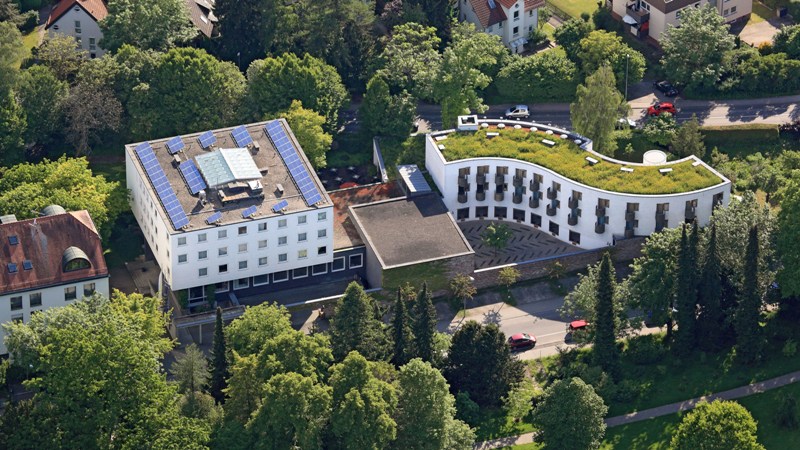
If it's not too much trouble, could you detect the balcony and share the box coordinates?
[547,187,558,200]
[495,173,505,184]
[568,214,578,226]
[458,193,468,203]
[568,197,580,209]
[625,229,634,238]
[685,206,696,221]
[476,174,486,184]
[513,176,524,187]
[596,205,606,217]
[495,191,504,201]
[625,211,636,222]
[530,180,539,192]
[513,193,523,204]
[529,196,539,209]
[546,205,557,216]
[458,177,469,188]
[595,222,606,234]
[476,191,486,201]
[625,3,650,24]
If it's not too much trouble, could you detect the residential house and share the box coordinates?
[45,0,108,58]
[0,208,110,355]
[610,0,752,42]
[459,0,545,53]
[186,0,218,39]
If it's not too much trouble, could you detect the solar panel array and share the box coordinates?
[264,121,323,206]
[272,199,289,213]
[135,142,190,229]
[166,136,185,154]
[232,125,253,147]
[242,205,257,219]
[206,211,222,225]
[179,160,208,195]
[198,131,217,148]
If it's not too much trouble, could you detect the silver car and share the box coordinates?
[505,105,530,119]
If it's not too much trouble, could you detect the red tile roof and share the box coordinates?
[328,183,404,250]
[0,211,108,295]
[497,0,517,9]
[46,0,108,29]
[469,0,508,28]
[524,0,545,11]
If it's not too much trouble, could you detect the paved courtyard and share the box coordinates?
[458,221,583,269]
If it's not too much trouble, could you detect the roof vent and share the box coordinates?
[0,214,17,224]
[41,204,67,216]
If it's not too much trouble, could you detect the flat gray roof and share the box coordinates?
[349,194,474,268]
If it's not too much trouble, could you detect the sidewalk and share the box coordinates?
[475,369,800,449]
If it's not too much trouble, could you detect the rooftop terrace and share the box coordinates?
[436,128,725,195]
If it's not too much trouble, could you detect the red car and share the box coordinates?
[647,102,677,116]
[507,333,537,351]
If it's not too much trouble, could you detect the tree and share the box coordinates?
[672,114,705,158]
[0,21,22,93]
[273,99,332,168]
[642,112,677,147]
[773,24,800,59]
[777,181,800,298]
[330,282,391,361]
[35,34,85,81]
[225,303,293,357]
[391,288,414,366]
[736,226,764,365]
[697,224,724,349]
[246,372,331,450]
[593,253,620,376]
[101,0,197,52]
[246,52,349,132]
[671,400,764,450]
[395,359,475,450]
[209,307,229,403]
[361,75,417,139]
[445,321,524,407]
[629,227,682,338]
[532,377,608,450]
[571,65,627,155]
[449,273,477,316]
[674,223,699,355]
[494,51,579,102]
[0,91,25,166]
[482,222,512,255]
[0,0,19,23]
[328,352,398,449]
[498,266,520,303]
[223,352,263,423]
[577,30,646,92]
[407,0,452,42]
[214,0,271,68]
[503,380,537,423]
[15,65,69,145]
[173,344,209,394]
[411,282,438,362]
[554,17,593,62]
[378,22,441,100]
[660,4,736,92]
[63,81,122,154]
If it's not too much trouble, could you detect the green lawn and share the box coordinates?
[748,1,774,24]
[15,28,39,68]
[547,0,599,18]
[376,134,426,178]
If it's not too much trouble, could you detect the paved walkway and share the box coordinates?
[475,369,800,449]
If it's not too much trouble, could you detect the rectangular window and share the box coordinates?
[84,283,96,297]
[318,229,327,238]
[476,206,489,218]
[89,37,96,50]
[178,254,188,263]
[64,286,77,301]
[457,208,469,220]
[513,208,525,221]
[199,268,208,277]
[234,278,249,290]
[569,230,581,245]
[273,271,289,282]
[549,221,559,236]
[238,243,247,253]
[278,219,287,228]
[318,212,327,221]
[239,260,248,270]
[219,264,228,273]
[11,314,22,324]
[11,296,22,311]
[198,250,207,260]
[731,6,737,13]
[259,256,268,266]
[253,274,269,286]
[258,222,267,232]
[298,232,307,242]
[278,236,288,246]
[298,215,307,224]
[198,233,207,242]
[298,249,308,259]
[513,26,519,36]
[279,253,288,263]
[349,254,364,269]
[219,247,228,256]
[293,267,308,279]
[332,257,345,272]
[215,281,229,292]
[312,263,327,276]
[29,292,42,308]
[238,226,247,235]
[258,239,268,249]
[178,237,187,246]
[494,206,507,219]
[531,213,542,227]
[218,229,227,239]
[318,246,327,255]
[514,11,519,18]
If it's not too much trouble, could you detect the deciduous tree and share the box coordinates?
[378,22,441,99]
[671,400,764,450]
[629,227,682,338]
[101,0,197,52]
[773,24,800,59]
[0,91,25,166]
[482,222,512,255]
[361,75,417,139]
[449,273,477,315]
[494,51,579,102]
[642,112,677,147]
[275,100,332,168]
[571,65,627,155]
[15,65,69,145]
[63,81,122,154]
[225,303,293,357]
[577,30,646,92]
[498,266,520,303]
[554,18,592,62]
[777,181,800,299]
[671,114,705,158]
[532,377,608,450]
[35,34,85,81]
[0,21,22,92]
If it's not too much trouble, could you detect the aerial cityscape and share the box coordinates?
[1,0,800,448]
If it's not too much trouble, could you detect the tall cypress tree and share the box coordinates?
[391,288,414,366]
[209,306,229,403]
[412,282,438,363]
[674,223,698,355]
[697,224,724,350]
[735,226,763,365]
[593,253,619,377]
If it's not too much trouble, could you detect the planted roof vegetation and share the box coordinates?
[439,129,723,195]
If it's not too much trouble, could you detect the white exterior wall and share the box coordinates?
[425,122,731,250]
[615,0,752,41]
[0,277,109,354]
[459,0,538,51]
[717,0,752,23]
[47,6,105,57]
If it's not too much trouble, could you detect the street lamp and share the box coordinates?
[624,53,630,101]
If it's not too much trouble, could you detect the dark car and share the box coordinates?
[653,81,678,97]
[507,333,537,351]
[647,102,677,116]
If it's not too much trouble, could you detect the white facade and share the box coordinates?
[1,277,109,355]
[425,119,731,250]
[613,0,752,42]
[459,0,541,53]
[47,5,105,58]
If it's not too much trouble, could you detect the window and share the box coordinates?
[253,274,269,286]
[29,293,42,308]
[318,212,327,221]
[178,254,188,263]
[215,281,229,292]
[298,249,308,259]
[349,254,364,268]
[84,283,96,297]
[529,9,533,16]
[239,260,248,270]
[278,236,288,246]
[298,215,307,225]
[234,278,249,290]
[273,271,289,282]
[11,314,22,324]
[500,22,503,28]
[318,229,327,238]
[513,10,519,20]
[11,296,22,311]
[298,232,307,242]
[238,243,248,253]
[494,206,507,219]
[549,221,559,236]
[198,250,207,260]
[476,206,489,218]
[457,208,469,220]
[332,257,345,272]
[259,256,268,266]
[219,247,228,256]
[189,286,204,300]
[278,219,287,228]
[569,231,581,245]
[318,246,327,255]
[219,264,228,273]
[198,233,207,242]
[89,37,95,50]
[199,268,208,277]
[731,6,737,13]
[178,237,187,246]
[258,239,268,249]
[65,286,77,301]
[723,8,729,15]
[238,226,247,235]
[293,267,308,279]
[531,213,542,227]
[513,208,525,221]
[279,253,288,263]
[75,20,81,33]
[312,263,327,276]
[258,222,267,232]
[513,26,519,36]
[218,229,227,239]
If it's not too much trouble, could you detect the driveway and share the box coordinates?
[739,18,787,46]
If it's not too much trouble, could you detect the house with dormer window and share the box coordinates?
[45,0,108,58]
[459,0,545,53]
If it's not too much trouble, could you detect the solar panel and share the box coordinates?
[198,131,217,148]
[264,121,324,206]
[166,136,185,154]
[135,142,190,230]
[232,125,253,147]
[179,160,208,195]
[242,205,257,219]
[206,211,222,225]
[272,199,289,213]
[22,260,32,270]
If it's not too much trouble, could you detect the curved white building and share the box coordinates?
[425,117,731,250]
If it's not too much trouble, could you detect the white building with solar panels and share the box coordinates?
[125,119,336,307]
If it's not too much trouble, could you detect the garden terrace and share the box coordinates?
[438,128,724,195]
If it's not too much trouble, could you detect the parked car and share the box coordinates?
[505,105,530,119]
[653,80,679,97]
[647,102,677,116]
[507,333,537,351]
[565,320,588,342]
[616,117,637,129]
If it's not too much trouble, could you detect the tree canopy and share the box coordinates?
[571,65,627,155]
[378,22,441,100]
[494,51,578,102]
[671,400,764,450]
[330,282,391,362]
[100,0,197,52]
[577,30,646,92]
[274,100,332,168]
[533,377,608,450]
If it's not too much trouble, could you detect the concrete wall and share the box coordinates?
[47,5,105,57]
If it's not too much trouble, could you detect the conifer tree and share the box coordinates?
[674,223,698,354]
[210,306,228,403]
[412,282,438,362]
[593,253,619,377]
[697,224,724,349]
[735,226,763,365]
[392,288,414,366]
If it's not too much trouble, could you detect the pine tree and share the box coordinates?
[736,226,764,365]
[697,224,724,350]
[674,223,698,355]
[412,282,438,362]
[330,282,392,361]
[391,288,414,366]
[593,253,619,377]
[209,306,229,403]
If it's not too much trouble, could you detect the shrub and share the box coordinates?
[494,52,578,103]
[613,379,641,403]
[527,27,548,48]
[783,338,798,358]
[775,394,800,429]
[455,392,481,425]
[592,6,620,32]
[625,335,667,365]
[17,11,38,32]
